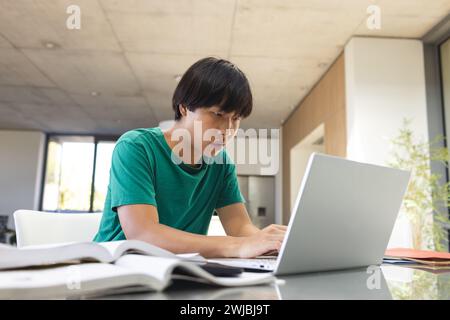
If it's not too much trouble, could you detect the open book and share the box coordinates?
[0,240,204,270]
[0,240,276,298]
[0,254,276,299]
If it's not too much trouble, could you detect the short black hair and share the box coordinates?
[172,57,253,121]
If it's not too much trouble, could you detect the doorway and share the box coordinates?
[289,124,325,212]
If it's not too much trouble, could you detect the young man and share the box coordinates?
[93,57,286,258]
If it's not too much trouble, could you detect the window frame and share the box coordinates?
[38,133,119,213]
[423,14,450,251]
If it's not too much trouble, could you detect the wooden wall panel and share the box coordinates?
[281,54,346,224]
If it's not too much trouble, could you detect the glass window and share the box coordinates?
[93,141,115,212]
[42,136,94,212]
[440,38,450,179]
[42,136,116,212]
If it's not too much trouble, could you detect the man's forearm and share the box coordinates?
[235,223,260,237]
[130,222,241,258]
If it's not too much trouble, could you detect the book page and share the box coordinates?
[98,240,177,261]
[0,242,112,270]
[114,254,276,287]
[114,254,180,284]
[97,240,127,257]
[0,263,163,299]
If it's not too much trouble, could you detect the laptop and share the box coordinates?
[208,153,411,276]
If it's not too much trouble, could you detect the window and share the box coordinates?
[93,141,116,211]
[439,36,450,250]
[440,37,450,180]
[41,135,117,212]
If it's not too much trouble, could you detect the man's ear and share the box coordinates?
[178,104,188,117]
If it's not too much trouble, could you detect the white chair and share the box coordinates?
[13,210,102,248]
[207,215,226,236]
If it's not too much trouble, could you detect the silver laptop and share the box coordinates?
[208,153,411,276]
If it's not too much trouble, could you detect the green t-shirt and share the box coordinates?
[93,127,244,242]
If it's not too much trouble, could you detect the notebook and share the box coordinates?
[383,248,450,267]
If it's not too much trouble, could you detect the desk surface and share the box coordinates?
[92,265,450,300]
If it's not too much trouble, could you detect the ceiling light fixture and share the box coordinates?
[90,91,100,97]
[43,41,58,49]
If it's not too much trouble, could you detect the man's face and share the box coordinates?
[182,105,241,157]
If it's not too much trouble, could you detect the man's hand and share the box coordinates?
[235,224,287,258]
[118,204,287,259]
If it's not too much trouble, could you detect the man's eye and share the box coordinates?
[214,112,223,117]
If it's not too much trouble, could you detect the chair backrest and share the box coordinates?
[13,210,102,248]
[207,215,226,236]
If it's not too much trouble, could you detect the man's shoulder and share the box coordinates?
[116,127,162,147]
[112,128,162,168]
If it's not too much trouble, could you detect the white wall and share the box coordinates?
[274,129,282,225]
[225,134,282,225]
[345,37,429,248]
[226,135,280,176]
[0,130,45,229]
[345,37,429,166]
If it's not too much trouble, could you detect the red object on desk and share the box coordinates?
[385,248,450,260]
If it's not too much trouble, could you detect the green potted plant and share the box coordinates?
[388,119,450,251]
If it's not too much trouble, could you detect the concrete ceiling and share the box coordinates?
[0,0,449,135]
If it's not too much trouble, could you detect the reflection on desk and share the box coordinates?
[382,265,450,300]
[276,266,391,300]
[88,280,281,300]
[88,265,450,300]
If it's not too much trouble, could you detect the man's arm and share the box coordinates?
[216,203,261,236]
[118,204,285,258]
[216,202,287,253]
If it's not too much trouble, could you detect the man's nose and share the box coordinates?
[218,117,232,131]
[224,119,235,134]
[227,117,233,130]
